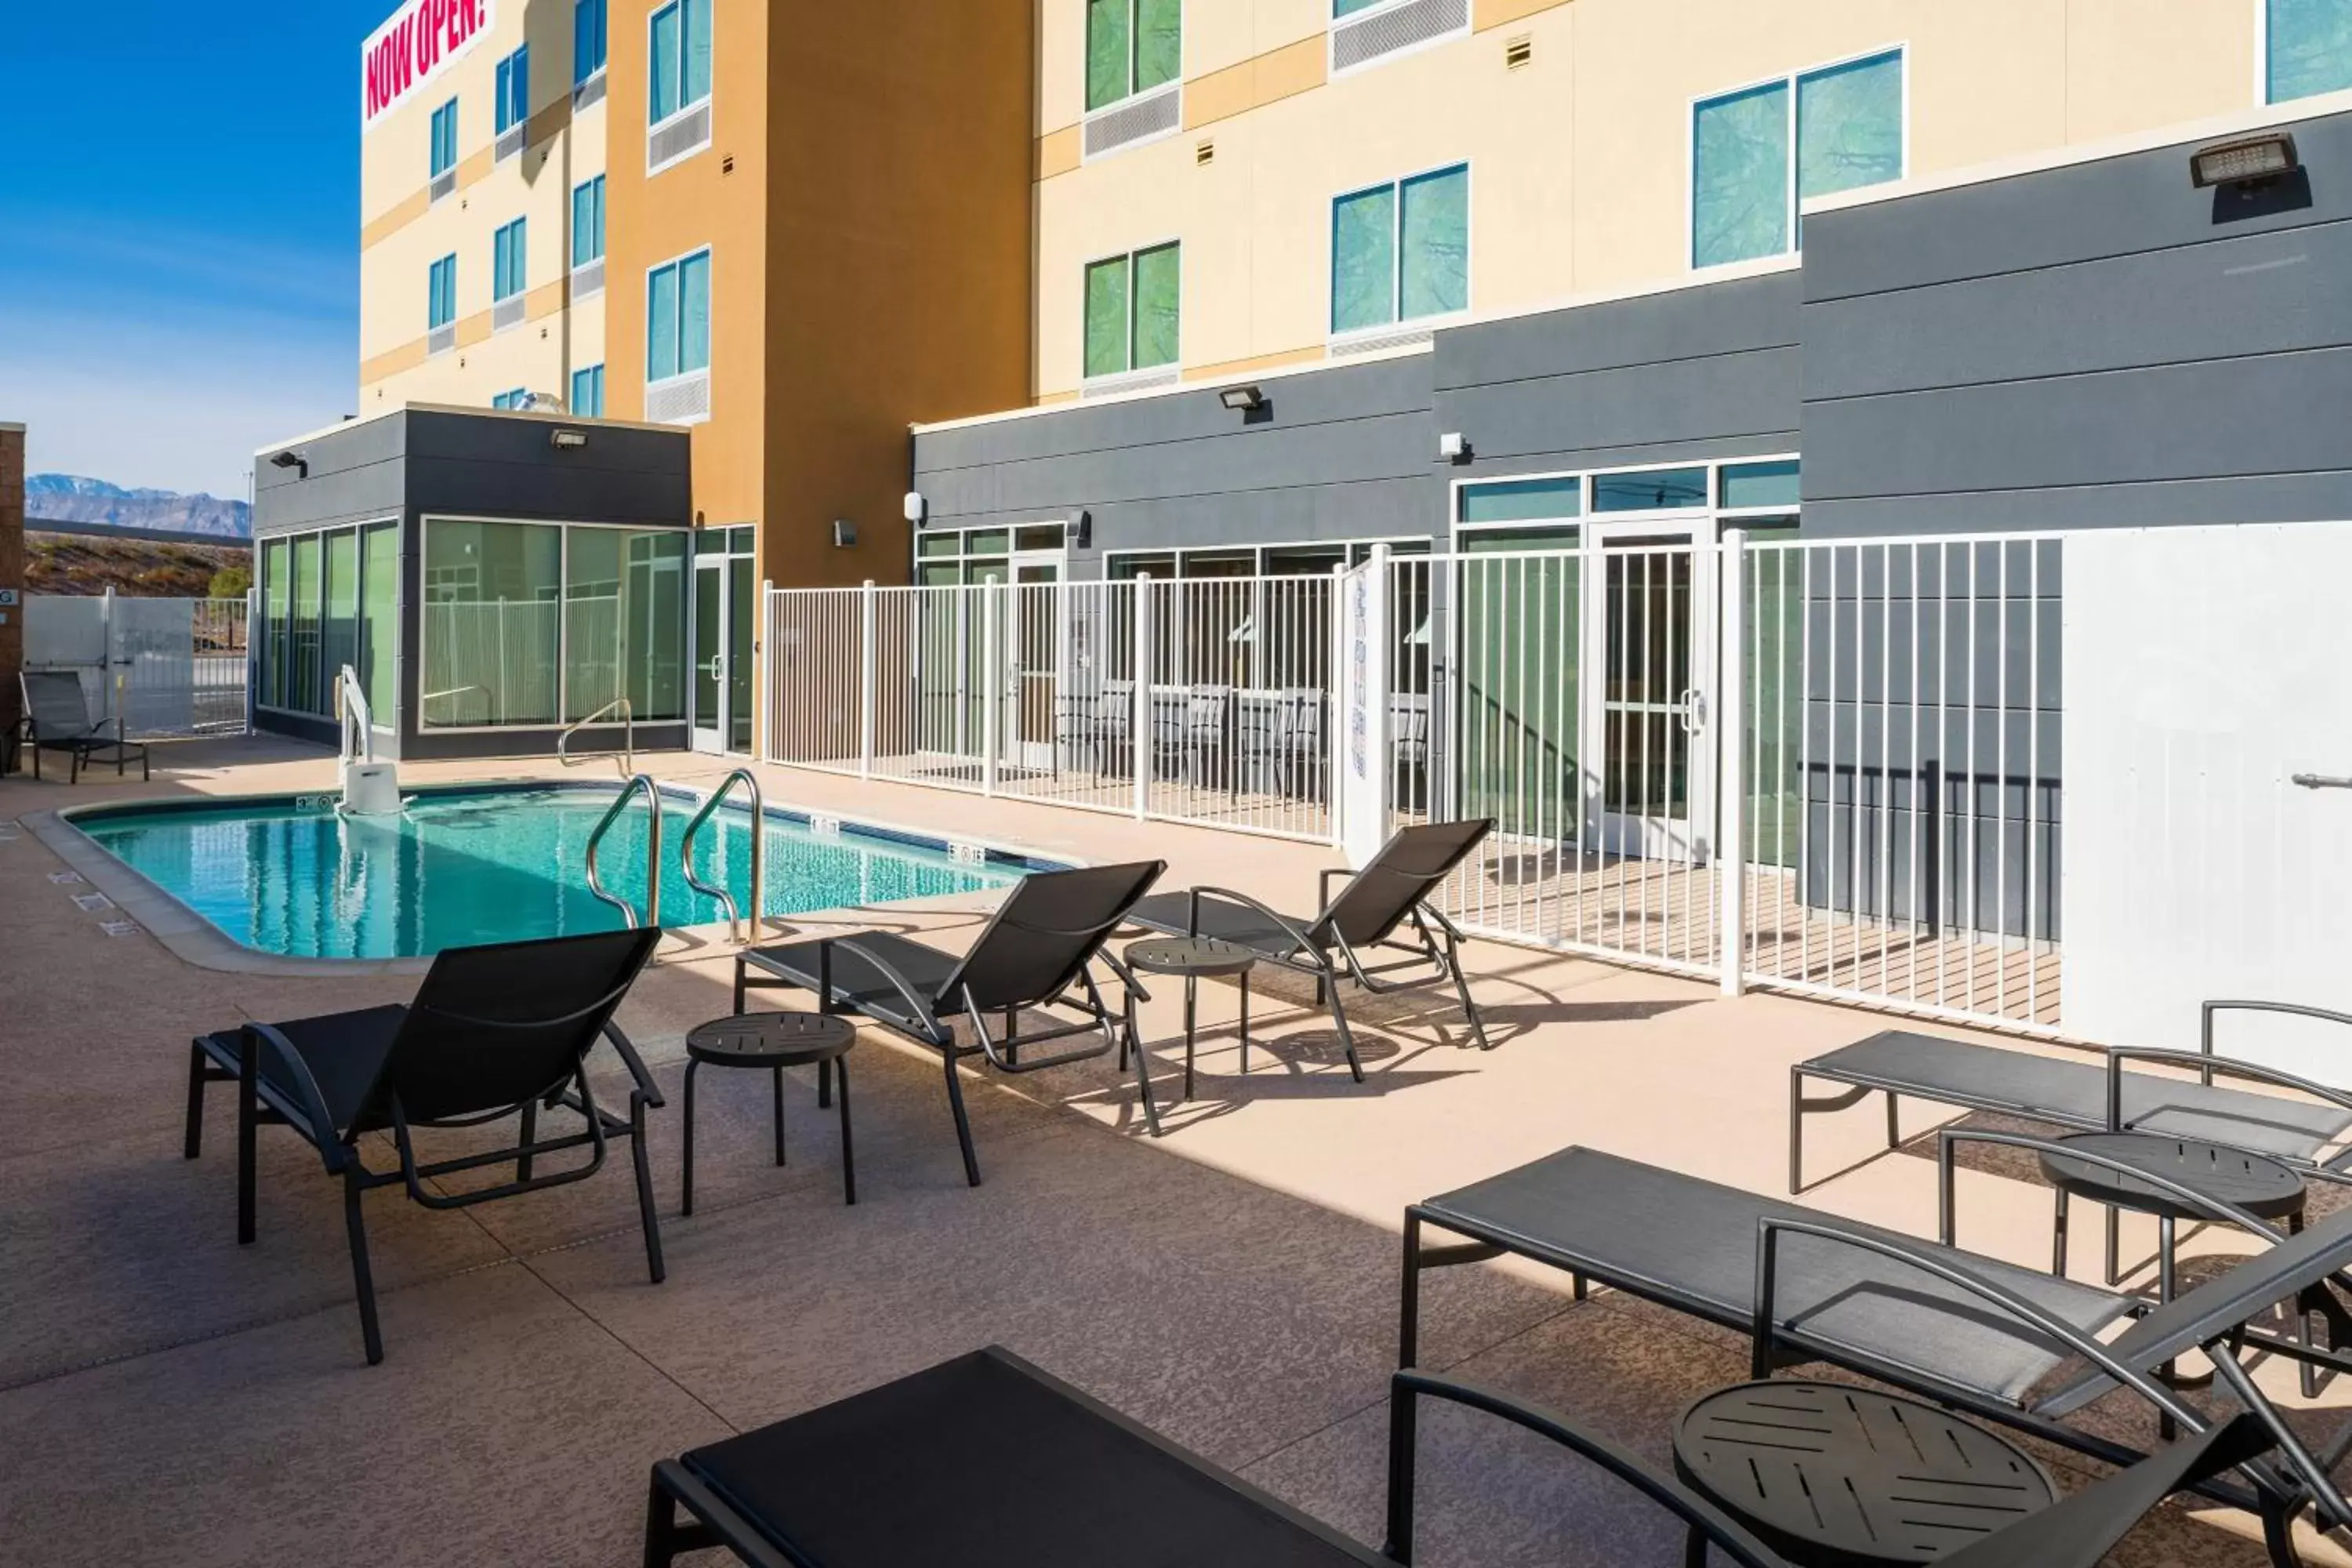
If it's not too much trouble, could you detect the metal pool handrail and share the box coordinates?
[678,769,765,945]
[335,665,374,767]
[560,696,634,776]
[586,774,662,930]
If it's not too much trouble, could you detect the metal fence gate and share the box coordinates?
[23,591,252,738]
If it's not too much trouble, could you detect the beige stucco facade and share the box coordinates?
[1032,0,2266,400]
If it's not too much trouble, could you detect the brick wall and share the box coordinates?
[0,424,22,746]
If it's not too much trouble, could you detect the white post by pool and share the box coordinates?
[858,579,877,779]
[1718,528,1748,997]
[1131,573,1152,820]
[981,583,1000,797]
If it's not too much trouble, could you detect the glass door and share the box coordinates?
[688,527,759,755]
[1581,521,1717,860]
[1004,555,1062,772]
[690,558,725,753]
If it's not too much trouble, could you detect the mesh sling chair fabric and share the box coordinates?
[1127,818,1495,1080]
[17,670,149,782]
[1403,1145,2352,1562]
[641,1345,2276,1568]
[735,862,1166,1187]
[183,927,665,1364]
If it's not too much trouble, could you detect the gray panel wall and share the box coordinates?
[1801,106,2352,536]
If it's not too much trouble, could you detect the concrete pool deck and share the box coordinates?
[2,735,2346,1565]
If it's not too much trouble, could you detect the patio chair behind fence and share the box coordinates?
[764,521,2352,1048]
[21,593,252,739]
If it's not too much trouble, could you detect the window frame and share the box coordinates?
[2259,0,2352,102]
[1083,0,1184,114]
[495,44,531,136]
[492,216,529,305]
[428,97,459,181]
[574,0,608,87]
[1327,159,1473,344]
[254,517,402,724]
[644,244,714,387]
[1446,452,1804,553]
[492,388,530,410]
[572,175,607,267]
[1686,43,1907,274]
[426,252,459,334]
[1080,238,1182,386]
[648,0,713,130]
[571,364,607,418]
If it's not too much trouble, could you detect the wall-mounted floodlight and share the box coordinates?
[902,490,926,523]
[832,519,858,549]
[1074,510,1093,550]
[1218,385,1265,412]
[1439,431,1470,461]
[549,429,589,450]
[267,450,307,477]
[2190,132,2299,190]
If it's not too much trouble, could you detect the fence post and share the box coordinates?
[244,586,259,735]
[1132,573,1152,820]
[981,583,1000,797]
[1718,528,1748,997]
[858,579,877,778]
[1329,561,1347,849]
[757,579,775,763]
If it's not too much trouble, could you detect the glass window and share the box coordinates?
[1332,164,1467,333]
[1692,79,1789,267]
[575,0,608,83]
[493,218,528,302]
[495,45,529,135]
[290,533,321,714]
[421,519,563,728]
[361,523,397,719]
[429,99,458,179]
[1592,467,1710,512]
[428,254,457,331]
[1083,242,1180,379]
[492,389,529,410]
[2270,0,2352,100]
[1263,544,1347,575]
[1086,0,1180,111]
[695,529,731,555]
[1108,552,1175,580]
[1797,52,1903,209]
[261,538,290,708]
[572,176,606,267]
[1015,524,1067,551]
[650,0,711,122]
[917,531,962,558]
[322,530,361,698]
[1720,459,1800,510]
[646,249,711,380]
[571,364,605,417]
[1460,474,1582,524]
[967,529,1011,556]
[1463,524,1579,554]
[564,528,687,721]
[1333,0,1385,13]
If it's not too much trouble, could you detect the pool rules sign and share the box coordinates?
[1338,550,1390,869]
[363,0,495,130]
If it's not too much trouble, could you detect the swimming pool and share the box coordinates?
[68,784,1039,961]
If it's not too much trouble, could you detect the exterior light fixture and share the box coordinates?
[549,429,589,450]
[902,491,926,523]
[267,450,307,475]
[832,519,858,548]
[1218,385,1265,412]
[1074,510,1093,550]
[2190,132,2299,190]
[1439,431,1470,461]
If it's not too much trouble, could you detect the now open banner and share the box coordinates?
[362,0,496,130]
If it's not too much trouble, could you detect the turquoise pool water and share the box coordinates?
[74,785,1029,960]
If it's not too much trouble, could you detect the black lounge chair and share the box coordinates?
[183,927,665,1364]
[17,670,149,782]
[1127,818,1494,1080]
[1791,1009,2352,1194]
[1403,1144,2352,1563]
[643,1344,2275,1568]
[734,861,1166,1187]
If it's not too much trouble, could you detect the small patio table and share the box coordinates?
[681,1011,858,1212]
[1124,935,1257,1099]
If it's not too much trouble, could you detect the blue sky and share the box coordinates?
[0,2,390,499]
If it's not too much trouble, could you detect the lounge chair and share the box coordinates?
[733,861,1166,1187]
[17,670,149,782]
[1403,1143,2352,1562]
[1127,818,1494,1080]
[642,1344,2274,1568]
[1790,1007,2352,1194]
[183,927,665,1364]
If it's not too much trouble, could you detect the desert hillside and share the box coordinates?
[25,529,252,597]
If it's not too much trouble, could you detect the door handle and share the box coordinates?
[1679,688,1708,735]
[2292,773,2352,789]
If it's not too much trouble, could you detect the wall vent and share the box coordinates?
[1196,139,1214,166]
[1505,34,1533,68]
[1082,81,1181,161]
[427,325,457,358]
[1080,366,1181,400]
[429,169,456,204]
[494,123,527,164]
[572,71,606,111]
[569,259,604,300]
[1330,0,1469,75]
[647,101,713,174]
[645,368,712,426]
[1329,325,1435,358]
[492,295,527,332]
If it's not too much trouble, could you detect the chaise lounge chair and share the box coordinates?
[1126,818,1495,1082]
[641,1344,2275,1568]
[1790,1006,2352,1194]
[1403,1143,2352,1563]
[17,670,150,782]
[733,861,1166,1187]
[183,927,665,1364]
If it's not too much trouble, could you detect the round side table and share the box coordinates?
[1675,1381,2056,1566]
[2037,1131,2307,1296]
[683,1011,858,1213]
[1123,936,1258,1101]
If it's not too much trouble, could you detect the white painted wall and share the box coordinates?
[2063,521,2352,1075]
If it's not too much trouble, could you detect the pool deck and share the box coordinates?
[2,735,2347,1566]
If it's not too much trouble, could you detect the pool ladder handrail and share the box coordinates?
[679,768,766,946]
[560,697,633,777]
[586,774,662,930]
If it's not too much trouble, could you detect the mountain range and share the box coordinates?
[25,474,252,539]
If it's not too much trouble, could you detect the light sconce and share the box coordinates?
[1439,432,1471,462]
[549,429,589,451]
[1218,385,1265,412]
[2190,132,2299,191]
[267,450,307,477]
[832,519,858,549]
